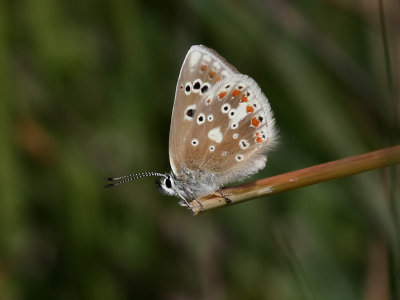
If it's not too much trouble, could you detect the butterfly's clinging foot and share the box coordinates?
[179,198,200,212]
[194,199,203,211]
[218,191,232,205]
[178,199,191,208]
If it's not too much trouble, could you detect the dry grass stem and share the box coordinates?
[190,145,400,215]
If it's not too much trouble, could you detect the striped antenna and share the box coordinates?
[105,172,166,188]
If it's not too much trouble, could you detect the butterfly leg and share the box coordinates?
[218,191,232,204]
[194,199,203,211]
[178,198,191,208]
[178,198,204,212]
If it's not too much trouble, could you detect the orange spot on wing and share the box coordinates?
[252,118,260,127]
[241,94,248,102]
[246,105,254,113]
[215,77,221,82]
[206,98,211,104]
[209,70,216,78]
[232,89,241,96]
[219,91,227,99]
[200,65,207,71]
[256,137,263,143]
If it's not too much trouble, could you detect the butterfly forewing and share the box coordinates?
[168,45,238,176]
[169,45,277,186]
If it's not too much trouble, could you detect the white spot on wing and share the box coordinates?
[192,79,202,93]
[235,154,244,161]
[200,83,210,95]
[239,139,250,149]
[197,113,205,125]
[228,108,237,119]
[221,103,231,113]
[203,55,211,62]
[229,102,248,124]
[189,51,201,68]
[208,127,223,143]
[184,82,192,95]
[213,61,221,69]
[184,104,196,121]
[191,139,199,146]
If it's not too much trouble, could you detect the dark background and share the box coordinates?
[0,0,399,299]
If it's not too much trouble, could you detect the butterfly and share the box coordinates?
[106,45,277,211]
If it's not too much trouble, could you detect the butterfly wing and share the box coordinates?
[168,45,238,176]
[169,45,277,187]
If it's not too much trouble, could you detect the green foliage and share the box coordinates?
[0,0,398,299]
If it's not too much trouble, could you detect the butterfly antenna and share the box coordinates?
[105,172,166,188]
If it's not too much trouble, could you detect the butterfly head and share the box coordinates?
[155,173,178,196]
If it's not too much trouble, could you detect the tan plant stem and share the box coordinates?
[190,145,400,215]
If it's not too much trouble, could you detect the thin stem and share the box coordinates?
[378,0,394,99]
[378,0,400,297]
[190,145,400,215]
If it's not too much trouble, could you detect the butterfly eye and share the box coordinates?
[165,177,172,189]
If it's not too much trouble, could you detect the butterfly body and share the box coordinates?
[106,45,277,211]
[156,168,218,206]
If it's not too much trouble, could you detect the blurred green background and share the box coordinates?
[0,0,399,299]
